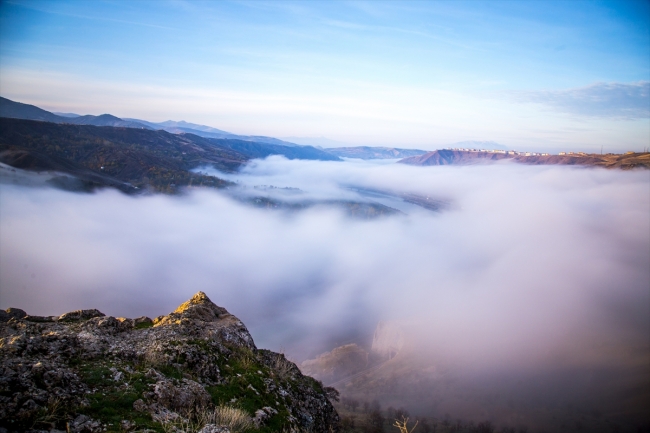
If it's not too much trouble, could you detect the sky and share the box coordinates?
[0,0,649,151]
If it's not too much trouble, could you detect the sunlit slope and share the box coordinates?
[400,149,650,169]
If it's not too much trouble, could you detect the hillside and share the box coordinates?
[325,146,427,160]
[0,292,341,433]
[208,138,341,162]
[303,321,649,433]
[1,97,338,161]
[399,149,650,169]
[0,118,246,193]
[0,97,152,129]
[64,114,151,129]
[126,119,306,148]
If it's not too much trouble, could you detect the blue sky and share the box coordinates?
[1,0,648,152]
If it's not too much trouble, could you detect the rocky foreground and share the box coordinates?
[0,292,340,433]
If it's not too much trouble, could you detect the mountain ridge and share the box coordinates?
[0,117,246,193]
[325,146,427,160]
[0,97,339,162]
[399,149,650,169]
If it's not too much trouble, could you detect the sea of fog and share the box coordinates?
[1,157,649,421]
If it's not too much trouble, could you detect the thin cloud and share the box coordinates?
[514,81,650,119]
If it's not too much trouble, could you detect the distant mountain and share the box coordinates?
[124,118,234,136]
[282,136,352,148]
[399,149,506,166]
[156,126,239,139]
[1,97,151,129]
[1,97,337,161]
[0,97,64,123]
[244,135,302,147]
[451,140,509,151]
[65,114,152,129]
[207,138,341,161]
[154,120,231,134]
[52,112,81,118]
[326,146,427,160]
[399,149,650,169]
[126,118,304,147]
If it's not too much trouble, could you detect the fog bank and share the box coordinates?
[1,159,648,379]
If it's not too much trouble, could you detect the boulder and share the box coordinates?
[149,376,212,413]
[58,309,105,322]
[5,308,27,319]
[253,406,279,427]
[67,415,102,433]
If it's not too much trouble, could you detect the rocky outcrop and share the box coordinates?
[0,292,340,432]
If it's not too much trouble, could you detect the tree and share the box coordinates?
[393,416,418,433]
[364,409,385,433]
[395,407,410,421]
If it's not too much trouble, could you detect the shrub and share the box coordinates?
[212,405,254,432]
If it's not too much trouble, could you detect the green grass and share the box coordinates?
[77,361,162,432]
[134,321,153,330]
[203,347,297,432]
[83,389,161,432]
[62,341,323,433]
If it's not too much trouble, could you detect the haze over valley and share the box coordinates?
[2,151,649,431]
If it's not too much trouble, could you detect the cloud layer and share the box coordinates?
[1,159,648,377]
[516,81,650,119]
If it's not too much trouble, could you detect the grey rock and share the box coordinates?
[154,292,228,325]
[150,377,211,412]
[24,315,55,322]
[134,316,153,326]
[133,399,148,412]
[68,414,102,433]
[253,406,279,427]
[58,309,105,322]
[120,419,136,431]
[5,308,27,319]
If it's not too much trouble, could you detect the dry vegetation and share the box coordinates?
[158,405,253,433]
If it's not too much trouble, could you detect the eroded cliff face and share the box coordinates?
[0,292,340,433]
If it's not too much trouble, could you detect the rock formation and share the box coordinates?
[0,292,340,433]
